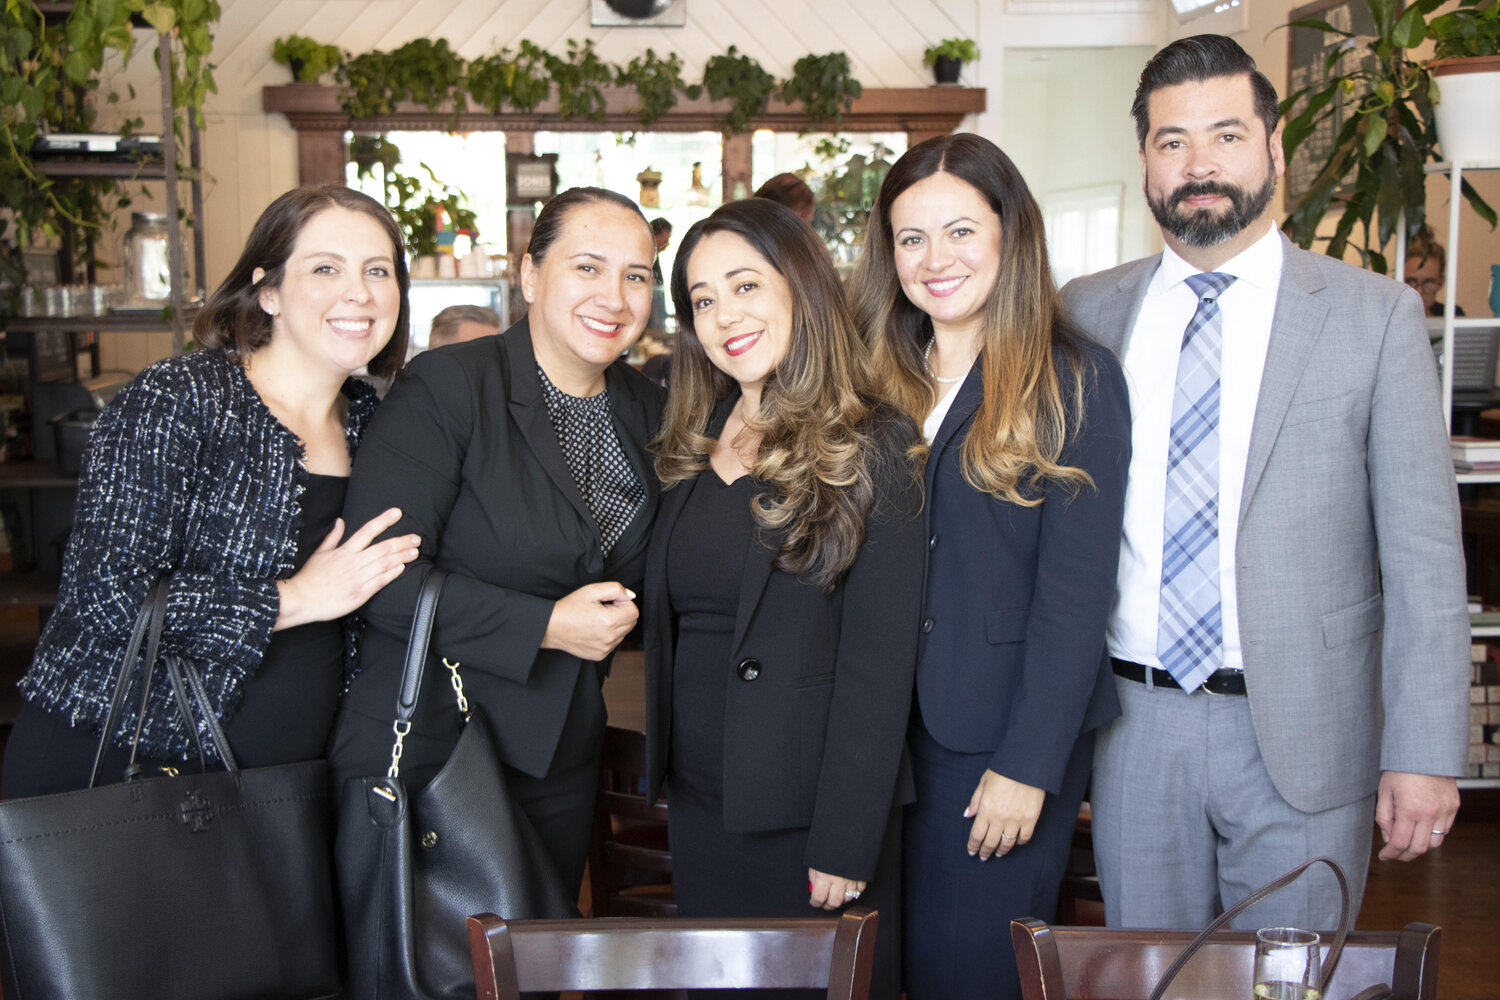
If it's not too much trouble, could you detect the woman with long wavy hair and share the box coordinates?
[849,133,1131,999]
[644,198,924,999]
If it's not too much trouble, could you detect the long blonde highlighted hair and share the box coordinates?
[849,133,1095,505]
[653,199,918,589]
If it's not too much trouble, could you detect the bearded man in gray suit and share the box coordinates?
[1061,34,1469,930]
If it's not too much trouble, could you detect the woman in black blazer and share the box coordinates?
[329,187,662,896]
[646,200,924,1000]
[849,135,1131,998]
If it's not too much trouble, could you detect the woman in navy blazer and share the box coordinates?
[850,134,1131,998]
[645,200,924,999]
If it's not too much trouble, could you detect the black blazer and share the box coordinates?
[917,338,1130,795]
[644,396,925,880]
[340,321,663,778]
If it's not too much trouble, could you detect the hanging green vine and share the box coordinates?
[467,40,551,114]
[544,39,613,122]
[615,48,688,126]
[779,52,861,127]
[693,46,778,132]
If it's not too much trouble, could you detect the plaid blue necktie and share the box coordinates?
[1158,271,1236,691]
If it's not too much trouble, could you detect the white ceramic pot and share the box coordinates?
[1431,55,1500,165]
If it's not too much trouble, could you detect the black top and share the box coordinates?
[666,472,757,801]
[222,473,348,764]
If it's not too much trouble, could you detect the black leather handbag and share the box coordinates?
[335,568,576,1000]
[0,576,340,1000]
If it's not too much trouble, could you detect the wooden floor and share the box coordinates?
[1356,792,1499,999]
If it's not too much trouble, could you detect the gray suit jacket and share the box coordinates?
[1062,233,1470,814]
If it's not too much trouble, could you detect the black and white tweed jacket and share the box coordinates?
[17,348,379,759]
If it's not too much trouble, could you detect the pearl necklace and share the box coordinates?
[923,337,967,385]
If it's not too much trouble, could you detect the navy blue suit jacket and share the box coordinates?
[916,337,1131,795]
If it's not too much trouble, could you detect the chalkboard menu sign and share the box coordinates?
[1284,0,1380,207]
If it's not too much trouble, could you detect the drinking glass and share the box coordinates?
[1254,927,1320,1000]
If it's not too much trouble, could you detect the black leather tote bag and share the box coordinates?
[0,576,340,1000]
[335,568,576,1000]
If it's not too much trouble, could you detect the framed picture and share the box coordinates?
[1283,0,1380,208]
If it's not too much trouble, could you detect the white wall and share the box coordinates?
[93,0,1497,368]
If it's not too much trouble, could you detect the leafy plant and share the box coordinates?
[693,45,777,133]
[338,38,467,119]
[1280,0,1496,273]
[0,0,218,304]
[1429,0,1500,59]
[779,51,862,126]
[348,134,477,257]
[467,41,550,113]
[543,39,613,121]
[272,34,342,83]
[616,48,688,126]
[923,38,980,66]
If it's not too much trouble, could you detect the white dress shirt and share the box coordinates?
[1108,222,1284,672]
[923,378,963,443]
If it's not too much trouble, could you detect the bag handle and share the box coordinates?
[383,568,451,780]
[1148,856,1352,1000]
[88,575,240,788]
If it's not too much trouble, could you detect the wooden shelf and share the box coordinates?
[33,158,169,180]
[0,575,59,608]
[263,83,986,136]
[6,305,199,334]
[0,462,76,489]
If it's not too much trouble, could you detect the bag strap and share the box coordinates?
[1148,856,1351,1000]
[89,575,243,788]
[384,568,450,780]
[89,575,170,788]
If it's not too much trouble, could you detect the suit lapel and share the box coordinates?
[1238,238,1329,528]
[503,321,601,536]
[925,360,985,498]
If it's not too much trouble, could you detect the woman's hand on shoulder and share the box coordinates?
[964,769,1045,860]
[808,868,868,910]
[540,581,639,661]
[275,507,420,630]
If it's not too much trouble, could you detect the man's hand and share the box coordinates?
[1375,771,1459,861]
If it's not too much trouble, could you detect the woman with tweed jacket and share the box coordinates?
[3,186,421,798]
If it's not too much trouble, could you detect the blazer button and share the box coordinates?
[929,535,938,550]
[922,618,934,633]
[737,658,761,681]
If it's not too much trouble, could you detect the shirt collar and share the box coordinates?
[1152,221,1284,294]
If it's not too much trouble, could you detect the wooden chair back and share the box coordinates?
[1011,919,1440,1000]
[468,908,879,999]
[586,725,676,917]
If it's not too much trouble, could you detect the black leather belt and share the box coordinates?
[1110,657,1247,695]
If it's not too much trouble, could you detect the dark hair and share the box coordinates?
[656,198,913,588]
[849,132,1094,505]
[752,172,815,220]
[194,185,410,379]
[527,187,650,265]
[1131,34,1280,148]
[650,217,672,238]
[1407,225,1448,271]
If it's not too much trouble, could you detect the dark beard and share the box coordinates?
[1148,169,1277,247]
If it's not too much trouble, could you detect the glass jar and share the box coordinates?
[123,212,172,305]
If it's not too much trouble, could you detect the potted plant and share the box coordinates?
[1280,0,1496,274]
[467,41,551,114]
[691,46,777,133]
[923,38,979,85]
[543,39,614,122]
[779,52,863,126]
[272,35,342,83]
[616,48,689,126]
[338,38,467,120]
[1426,0,1500,164]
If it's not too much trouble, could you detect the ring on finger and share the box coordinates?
[844,889,860,900]
[1431,829,1448,836]
[1000,833,1015,841]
